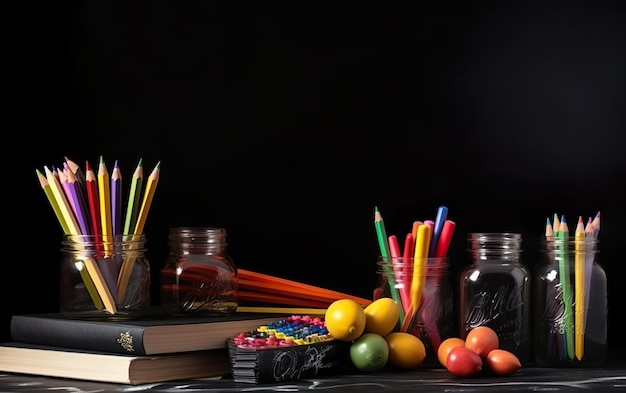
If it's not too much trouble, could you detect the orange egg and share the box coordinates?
[465,326,499,358]
[485,349,521,375]
[437,337,465,367]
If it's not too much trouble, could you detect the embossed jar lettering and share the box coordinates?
[533,236,607,367]
[459,233,530,364]
[160,227,238,316]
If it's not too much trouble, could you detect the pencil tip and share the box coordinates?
[560,214,566,223]
[138,158,143,166]
[99,155,104,163]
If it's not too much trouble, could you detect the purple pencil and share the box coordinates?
[65,163,91,235]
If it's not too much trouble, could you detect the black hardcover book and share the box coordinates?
[10,307,284,356]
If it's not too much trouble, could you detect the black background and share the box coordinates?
[4,1,625,352]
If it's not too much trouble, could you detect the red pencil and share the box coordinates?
[85,161,103,254]
[434,220,456,258]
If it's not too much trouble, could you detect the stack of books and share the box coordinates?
[0,307,287,385]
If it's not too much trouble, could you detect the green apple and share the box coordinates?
[349,332,389,372]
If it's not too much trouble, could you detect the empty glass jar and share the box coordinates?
[161,227,238,316]
[459,233,531,364]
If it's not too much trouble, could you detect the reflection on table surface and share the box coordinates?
[1,360,626,393]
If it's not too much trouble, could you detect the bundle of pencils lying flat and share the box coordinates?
[236,268,372,312]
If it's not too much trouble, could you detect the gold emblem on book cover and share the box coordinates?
[117,331,134,352]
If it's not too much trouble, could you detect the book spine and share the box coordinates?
[10,316,148,355]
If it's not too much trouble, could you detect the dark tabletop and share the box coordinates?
[1,357,625,393]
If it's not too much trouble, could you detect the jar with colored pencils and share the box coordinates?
[59,234,151,320]
[533,235,607,367]
[374,256,455,366]
[161,227,238,316]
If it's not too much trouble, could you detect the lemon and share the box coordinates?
[363,297,400,337]
[325,299,366,342]
[385,331,426,370]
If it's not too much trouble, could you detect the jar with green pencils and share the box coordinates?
[533,234,607,367]
[161,227,238,316]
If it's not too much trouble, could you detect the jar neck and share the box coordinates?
[168,227,228,253]
[467,233,523,262]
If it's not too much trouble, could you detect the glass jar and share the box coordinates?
[533,236,607,367]
[459,233,530,364]
[375,256,455,366]
[161,227,238,316]
[60,234,151,320]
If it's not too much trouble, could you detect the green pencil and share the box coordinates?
[558,215,575,360]
[374,206,404,322]
[123,159,144,236]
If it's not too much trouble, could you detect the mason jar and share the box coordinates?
[533,236,607,367]
[60,234,151,320]
[459,233,530,364]
[161,227,238,316]
[375,256,455,366]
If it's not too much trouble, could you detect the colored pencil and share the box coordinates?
[118,161,161,300]
[545,216,554,238]
[433,220,456,259]
[65,163,91,236]
[64,156,86,187]
[133,161,161,235]
[583,216,595,334]
[552,213,560,235]
[36,169,70,234]
[428,206,448,257]
[85,161,103,255]
[574,215,585,360]
[388,234,409,314]
[401,233,414,315]
[411,223,431,310]
[43,166,104,311]
[558,216,574,360]
[373,206,403,320]
[57,167,77,216]
[111,160,123,237]
[238,268,371,306]
[97,156,114,251]
[591,211,600,238]
[123,159,143,236]
[44,166,80,235]
[411,221,422,245]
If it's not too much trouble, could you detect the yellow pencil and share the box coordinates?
[36,169,70,234]
[118,161,161,300]
[43,166,105,311]
[574,216,585,360]
[44,166,80,235]
[97,156,114,254]
[411,224,431,310]
[133,161,161,235]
